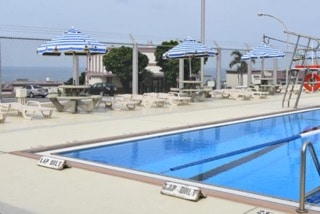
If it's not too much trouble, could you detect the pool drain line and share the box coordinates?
[170,127,320,172]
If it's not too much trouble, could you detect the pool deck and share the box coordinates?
[1,92,320,214]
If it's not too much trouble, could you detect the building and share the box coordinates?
[86,54,113,84]
[225,69,287,88]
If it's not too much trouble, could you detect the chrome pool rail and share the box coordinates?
[297,141,320,213]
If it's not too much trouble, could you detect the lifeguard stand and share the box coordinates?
[282,31,320,108]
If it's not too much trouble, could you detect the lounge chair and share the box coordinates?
[210,89,252,100]
[3,101,54,120]
[142,93,166,108]
[113,97,138,110]
[0,103,11,123]
[131,94,143,105]
[165,92,191,106]
[247,86,268,99]
[101,95,138,110]
[210,89,229,98]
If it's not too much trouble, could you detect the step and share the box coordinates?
[306,189,320,204]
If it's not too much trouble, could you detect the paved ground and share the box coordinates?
[1,92,320,214]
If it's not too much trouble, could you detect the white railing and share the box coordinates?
[297,141,320,213]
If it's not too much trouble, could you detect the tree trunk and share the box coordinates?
[121,79,131,93]
[240,71,243,86]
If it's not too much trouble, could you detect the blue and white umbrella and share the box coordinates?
[241,42,285,80]
[162,38,217,59]
[241,42,285,61]
[37,27,107,85]
[162,37,217,78]
[305,51,320,59]
[295,50,320,60]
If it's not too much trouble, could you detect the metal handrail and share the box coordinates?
[297,141,320,213]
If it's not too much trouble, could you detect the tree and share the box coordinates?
[155,40,179,90]
[139,69,153,93]
[229,50,255,86]
[103,46,149,93]
[155,40,209,91]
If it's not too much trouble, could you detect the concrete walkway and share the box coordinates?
[1,93,320,214]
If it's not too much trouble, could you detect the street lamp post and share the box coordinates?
[257,12,289,85]
[129,34,138,94]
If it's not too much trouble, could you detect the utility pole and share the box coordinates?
[200,0,205,87]
[244,43,252,87]
[129,34,138,94]
[0,39,2,103]
[214,41,221,89]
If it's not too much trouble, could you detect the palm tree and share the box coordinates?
[229,50,255,86]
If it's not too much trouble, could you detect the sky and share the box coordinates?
[0,0,320,73]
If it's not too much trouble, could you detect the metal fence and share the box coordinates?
[0,25,289,89]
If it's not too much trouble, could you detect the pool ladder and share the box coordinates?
[282,31,320,108]
[297,141,320,213]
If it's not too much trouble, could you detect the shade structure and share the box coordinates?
[295,50,320,60]
[162,38,217,59]
[37,27,107,85]
[303,51,320,67]
[241,42,285,61]
[305,51,320,59]
[162,38,217,83]
[241,42,285,81]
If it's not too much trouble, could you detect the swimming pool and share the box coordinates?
[43,109,320,206]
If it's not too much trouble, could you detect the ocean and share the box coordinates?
[0,65,224,85]
[0,66,86,83]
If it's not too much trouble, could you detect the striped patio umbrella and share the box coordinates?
[162,38,217,59]
[302,51,320,68]
[241,42,285,60]
[305,51,320,59]
[162,38,217,78]
[292,50,320,69]
[37,27,107,85]
[241,42,285,80]
[295,50,320,60]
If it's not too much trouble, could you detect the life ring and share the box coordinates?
[304,73,320,91]
[295,65,320,69]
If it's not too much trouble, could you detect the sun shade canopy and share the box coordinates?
[162,38,217,59]
[241,42,285,60]
[37,27,107,56]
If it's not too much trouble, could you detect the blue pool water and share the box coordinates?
[58,109,320,202]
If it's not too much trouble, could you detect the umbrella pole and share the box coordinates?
[179,59,184,89]
[189,57,192,79]
[73,54,79,85]
[273,58,277,85]
[261,59,265,78]
[247,60,252,87]
[200,57,204,87]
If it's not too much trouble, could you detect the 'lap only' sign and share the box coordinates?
[38,156,66,170]
[161,181,206,201]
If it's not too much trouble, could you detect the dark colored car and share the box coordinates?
[22,85,48,98]
[88,82,117,96]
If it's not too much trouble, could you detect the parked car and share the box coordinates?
[22,85,48,98]
[88,82,117,96]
